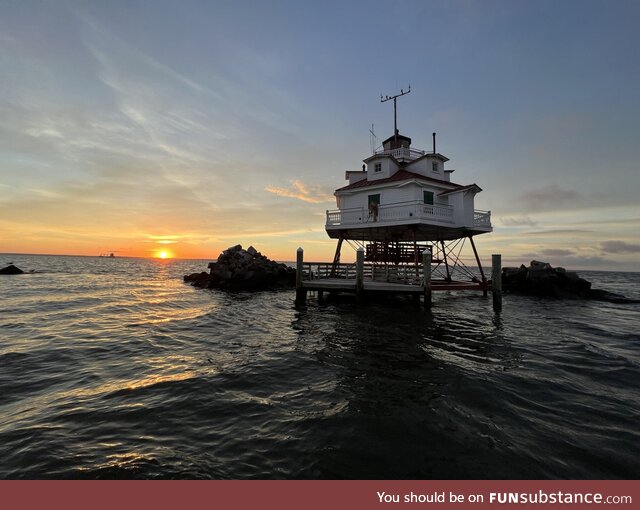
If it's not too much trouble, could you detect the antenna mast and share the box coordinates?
[381,85,411,146]
[369,124,376,155]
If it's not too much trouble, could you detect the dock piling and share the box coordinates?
[356,247,364,301]
[492,254,502,312]
[422,247,432,308]
[295,247,306,306]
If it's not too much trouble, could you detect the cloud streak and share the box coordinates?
[600,240,640,254]
[499,215,537,227]
[517,184,584,212]
[265,180,334,204]
[540,248,575,257]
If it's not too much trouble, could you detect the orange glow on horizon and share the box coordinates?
[0,233,342,263]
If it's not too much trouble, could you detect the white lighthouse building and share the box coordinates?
[326,131,492,241]
[324,91,492,283]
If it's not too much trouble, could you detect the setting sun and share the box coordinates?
[158,250,172,259]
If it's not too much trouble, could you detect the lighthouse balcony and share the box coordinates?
[375,146,426,162]
[325,201,492,240]
[473,209,492,228]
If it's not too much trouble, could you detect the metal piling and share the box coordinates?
[492,253,502,312]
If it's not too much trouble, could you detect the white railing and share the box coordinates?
[378,201,454,222]
[302,262,424,285]
[326,200,454,227]
[303,262,359,280]
[326,206,366,226]
[374,147,426,161]
[474,209,491,227]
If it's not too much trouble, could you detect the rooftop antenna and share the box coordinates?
[381,85,411,146]
[369,123,377,155]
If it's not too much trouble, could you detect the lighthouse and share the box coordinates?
[325,90,492,286]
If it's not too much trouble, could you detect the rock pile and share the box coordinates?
[0,264,24,275]
[502,260,590,297]
[184,244,295,291]
[502,260,635,302]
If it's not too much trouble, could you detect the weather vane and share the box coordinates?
[381,85,411,141]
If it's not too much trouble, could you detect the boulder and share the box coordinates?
[529,260,552,270]
[0,264,24,275]
[184,245,295,291]
[183,271,210,287]
[501,260,593,298]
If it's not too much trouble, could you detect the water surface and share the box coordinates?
[1,255,638,478]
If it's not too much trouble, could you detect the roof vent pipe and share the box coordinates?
[432,132,436,154]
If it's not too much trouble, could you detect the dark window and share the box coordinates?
[432,161,438,172]
[374,162,382,173]
[423,191,434,205]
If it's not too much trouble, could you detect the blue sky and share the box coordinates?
[0,0,638,268]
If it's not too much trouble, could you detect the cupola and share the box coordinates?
[382,131,412,151]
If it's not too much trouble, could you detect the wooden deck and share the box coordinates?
[302,278,486,294]
[294,250,502,311]
[303,278,423,294]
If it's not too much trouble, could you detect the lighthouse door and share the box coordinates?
[368,194,380,222]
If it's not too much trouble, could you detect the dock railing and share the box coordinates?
[302,262,424,285]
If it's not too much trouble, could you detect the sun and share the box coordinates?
[158,250,172,259]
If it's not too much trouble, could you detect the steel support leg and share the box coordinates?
[440,240,452,282]
[331,235,343,277]
[469,236,488,296]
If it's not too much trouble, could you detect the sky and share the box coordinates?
[0,0,639,270]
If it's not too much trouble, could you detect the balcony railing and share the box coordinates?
[326,200,455,226]
[474,210,491,227]
[326,201,492,230]
[374,147,426,161]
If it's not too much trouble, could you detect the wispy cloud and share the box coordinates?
[216,227,325,239]
[540,248,575,257]
[85,38,223,167]
[265,180,334,204]
[600,240,640,254]
[517,184,584,212]
[143,235,181,245]
[146,234,184,241]
[499,215,537,227]
[523,229,592,236]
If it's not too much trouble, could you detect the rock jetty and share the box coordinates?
[0,264,24,275]
[184,244,295,291]
[502,260,635,302]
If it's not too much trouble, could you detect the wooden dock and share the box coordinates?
[303,278,425,294]
[295,247,502,310]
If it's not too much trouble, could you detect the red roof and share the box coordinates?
[335,169,464,193]
[438,183,483,195]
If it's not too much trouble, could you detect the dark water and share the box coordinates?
[1,254,639,479]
